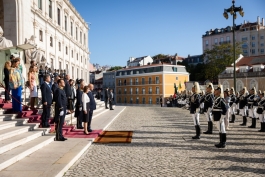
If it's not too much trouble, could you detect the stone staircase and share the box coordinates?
[0,87,126,177]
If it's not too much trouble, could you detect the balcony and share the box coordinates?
[117,81,160,86]
[219,71,265,78]
[148,91,152,94]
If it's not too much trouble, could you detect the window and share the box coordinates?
[130,97,133,104]
[76,27,78,40]
[66,46,68,55]
[136,97,139,104]
[149,87,152,94]
[252,49,255,54]
[124,97,127,103]
[39,30,43,41]
[80,31,82,44]
[236,80,243,91]
[155,77,159,84]
[252,36,255,40]
[135,78,139,85]
[136,88,139,94]
[214,38,218,45]
[49,0,52,18]
[65,16,67,31]
[142,78,145,85]
[142,88,145,94]
[261,43,264,47]
[252,42,255,47]
[222,81,229,91]
[220,37,224,43]
[243,49,248,54]
[71,22,73,36]
[72,67,74,78]
[176,77,178,80]
[261,36,264,40]
[50,58,54,69]
[38,0,42,10]
[142,97,146,104]
[50,37,53,47]
[76,68,79,78]
[57,8,60,25]
[148,77,152,84]
[250,79,258,90]
[71,50,73,57]
[77,53,78,60]
[130,88,133,94]
[58,42,61,51]
[261,49,264,53]
[66,64,68,74]
[59,61,62,70]
[156,87,159,94]
[84,34,86,46]
[81,56,82,63]
[226,36,230,42]
[205,40,208,46]
[124,88,127,94]
[130,78,132,85]
[81,70,83,79]
[149,97,152,104]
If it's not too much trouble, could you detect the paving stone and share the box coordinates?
[65,107,265,177]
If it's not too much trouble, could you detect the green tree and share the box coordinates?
[203,42,242,81]
[108,66,123,71]
[152,54,168,59]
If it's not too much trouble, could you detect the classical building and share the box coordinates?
[202,16,265,57]
[218,55,265,92]
[0,0,90,82]
[127,56,153,67]
[115,64,189,105]
[184,54,204,65]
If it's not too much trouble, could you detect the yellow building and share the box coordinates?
[115,64,189,105]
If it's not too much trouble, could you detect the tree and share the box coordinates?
[152,54,168,59]
[108,66,123,71]
[203,42,242,81]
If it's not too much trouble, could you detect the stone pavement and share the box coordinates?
[64,107,265,177]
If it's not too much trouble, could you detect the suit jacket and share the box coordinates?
[64,79,71,98]
[41,82,53,105]
[54,88,67,110]
[104,89,109,100]
[88,91,96,110]
[108,92,114,101]
[74,89,83,117]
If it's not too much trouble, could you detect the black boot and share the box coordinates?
[230,114,235,123]
[258,122,263,132]
[192,125,200,139]
[203,121,213,134]
[215,133,222,147]
[219,133,227,148]
[240,116,247,126]
[262,123,265,132]
[248,118,256,128]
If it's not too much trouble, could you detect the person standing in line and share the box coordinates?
[68,79,75,113]
[104,87,109,109]
[82,86,90,135]
[239,87,248,126]
[40,74,52,128]
[199,91,205,114]
[109,89,114,110]
[87,84,96,132]
[159,96,163,107]
[189,82,201,139]
[257,91,265,132]
[202,83,215,134]
[224,90,231,130]
[28,65,38,109]
[54,79,67,141]
[38,65,44,86]
[229,87,236,123]
[64,74,71,114]
[75,79,84,129]
[9,58,24,113]
[247,87,258,128]
[212,85,227,148]
[3,61,11,103]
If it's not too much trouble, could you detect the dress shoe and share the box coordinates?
[88,129,93,132]
[106,107,109,109]
[42,125,50,128]
[110,109,114,110]
[83,131,89,135]
[55,138,65,141]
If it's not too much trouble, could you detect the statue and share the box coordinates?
[0,26,13,49]
[25,35,47,66]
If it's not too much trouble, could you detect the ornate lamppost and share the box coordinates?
[223,0,244,92]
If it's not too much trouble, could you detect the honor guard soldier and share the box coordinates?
[199,91,205,114]
[239,87,248,126]
[247,87,258,128]
[189,82,201,139]
[229,87,236,123]
[202,83,215,134]
[54,79,68,141]
[257,91,265,132]
[212,85,227,148]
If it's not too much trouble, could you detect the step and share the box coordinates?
[0,126,32,141]
[0,138,91,177]
[0,135,54,171]
[0,131,45,154]
[0,114,16,122]
[0,122,17,131]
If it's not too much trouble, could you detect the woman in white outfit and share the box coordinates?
[82,86,90,135]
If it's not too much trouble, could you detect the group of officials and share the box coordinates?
[40,72,97,141]
[180,82,265,148]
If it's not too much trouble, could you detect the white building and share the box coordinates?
[127,56,153,67]
[0,0,90,83]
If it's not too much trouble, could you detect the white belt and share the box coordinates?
[212,109,222,111]
[258,106,264,108]
[248,102,253,104]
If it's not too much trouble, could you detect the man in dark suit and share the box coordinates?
[40,74,53,128]
[74,79,84,129]
[104,88,109,109]
[109,89,114,110]
[64,74,71,113]
[87,84,96,132]
[54,79,68,141]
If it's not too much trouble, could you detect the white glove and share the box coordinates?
[59,111,64,116]
[254,98,257,101]
[79,107,82,111]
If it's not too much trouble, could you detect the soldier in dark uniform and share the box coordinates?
[54,79,68,141]
[75,79,84,129]
[247,87,259,128]
[239,87,248,126]
[229,87,236,123]
[38,65,44,86]
[202,83,215,134]
[212,85,227,148]
[199,91,205,114]
[257,91,265,132]
[189,82,201,139]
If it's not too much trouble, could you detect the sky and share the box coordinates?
[70,0,265,67]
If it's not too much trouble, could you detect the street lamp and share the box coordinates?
[223,0,244,92]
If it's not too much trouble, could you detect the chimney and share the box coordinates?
[244,20,246,24]
[262,18,264,26]
[257,16,260,24]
